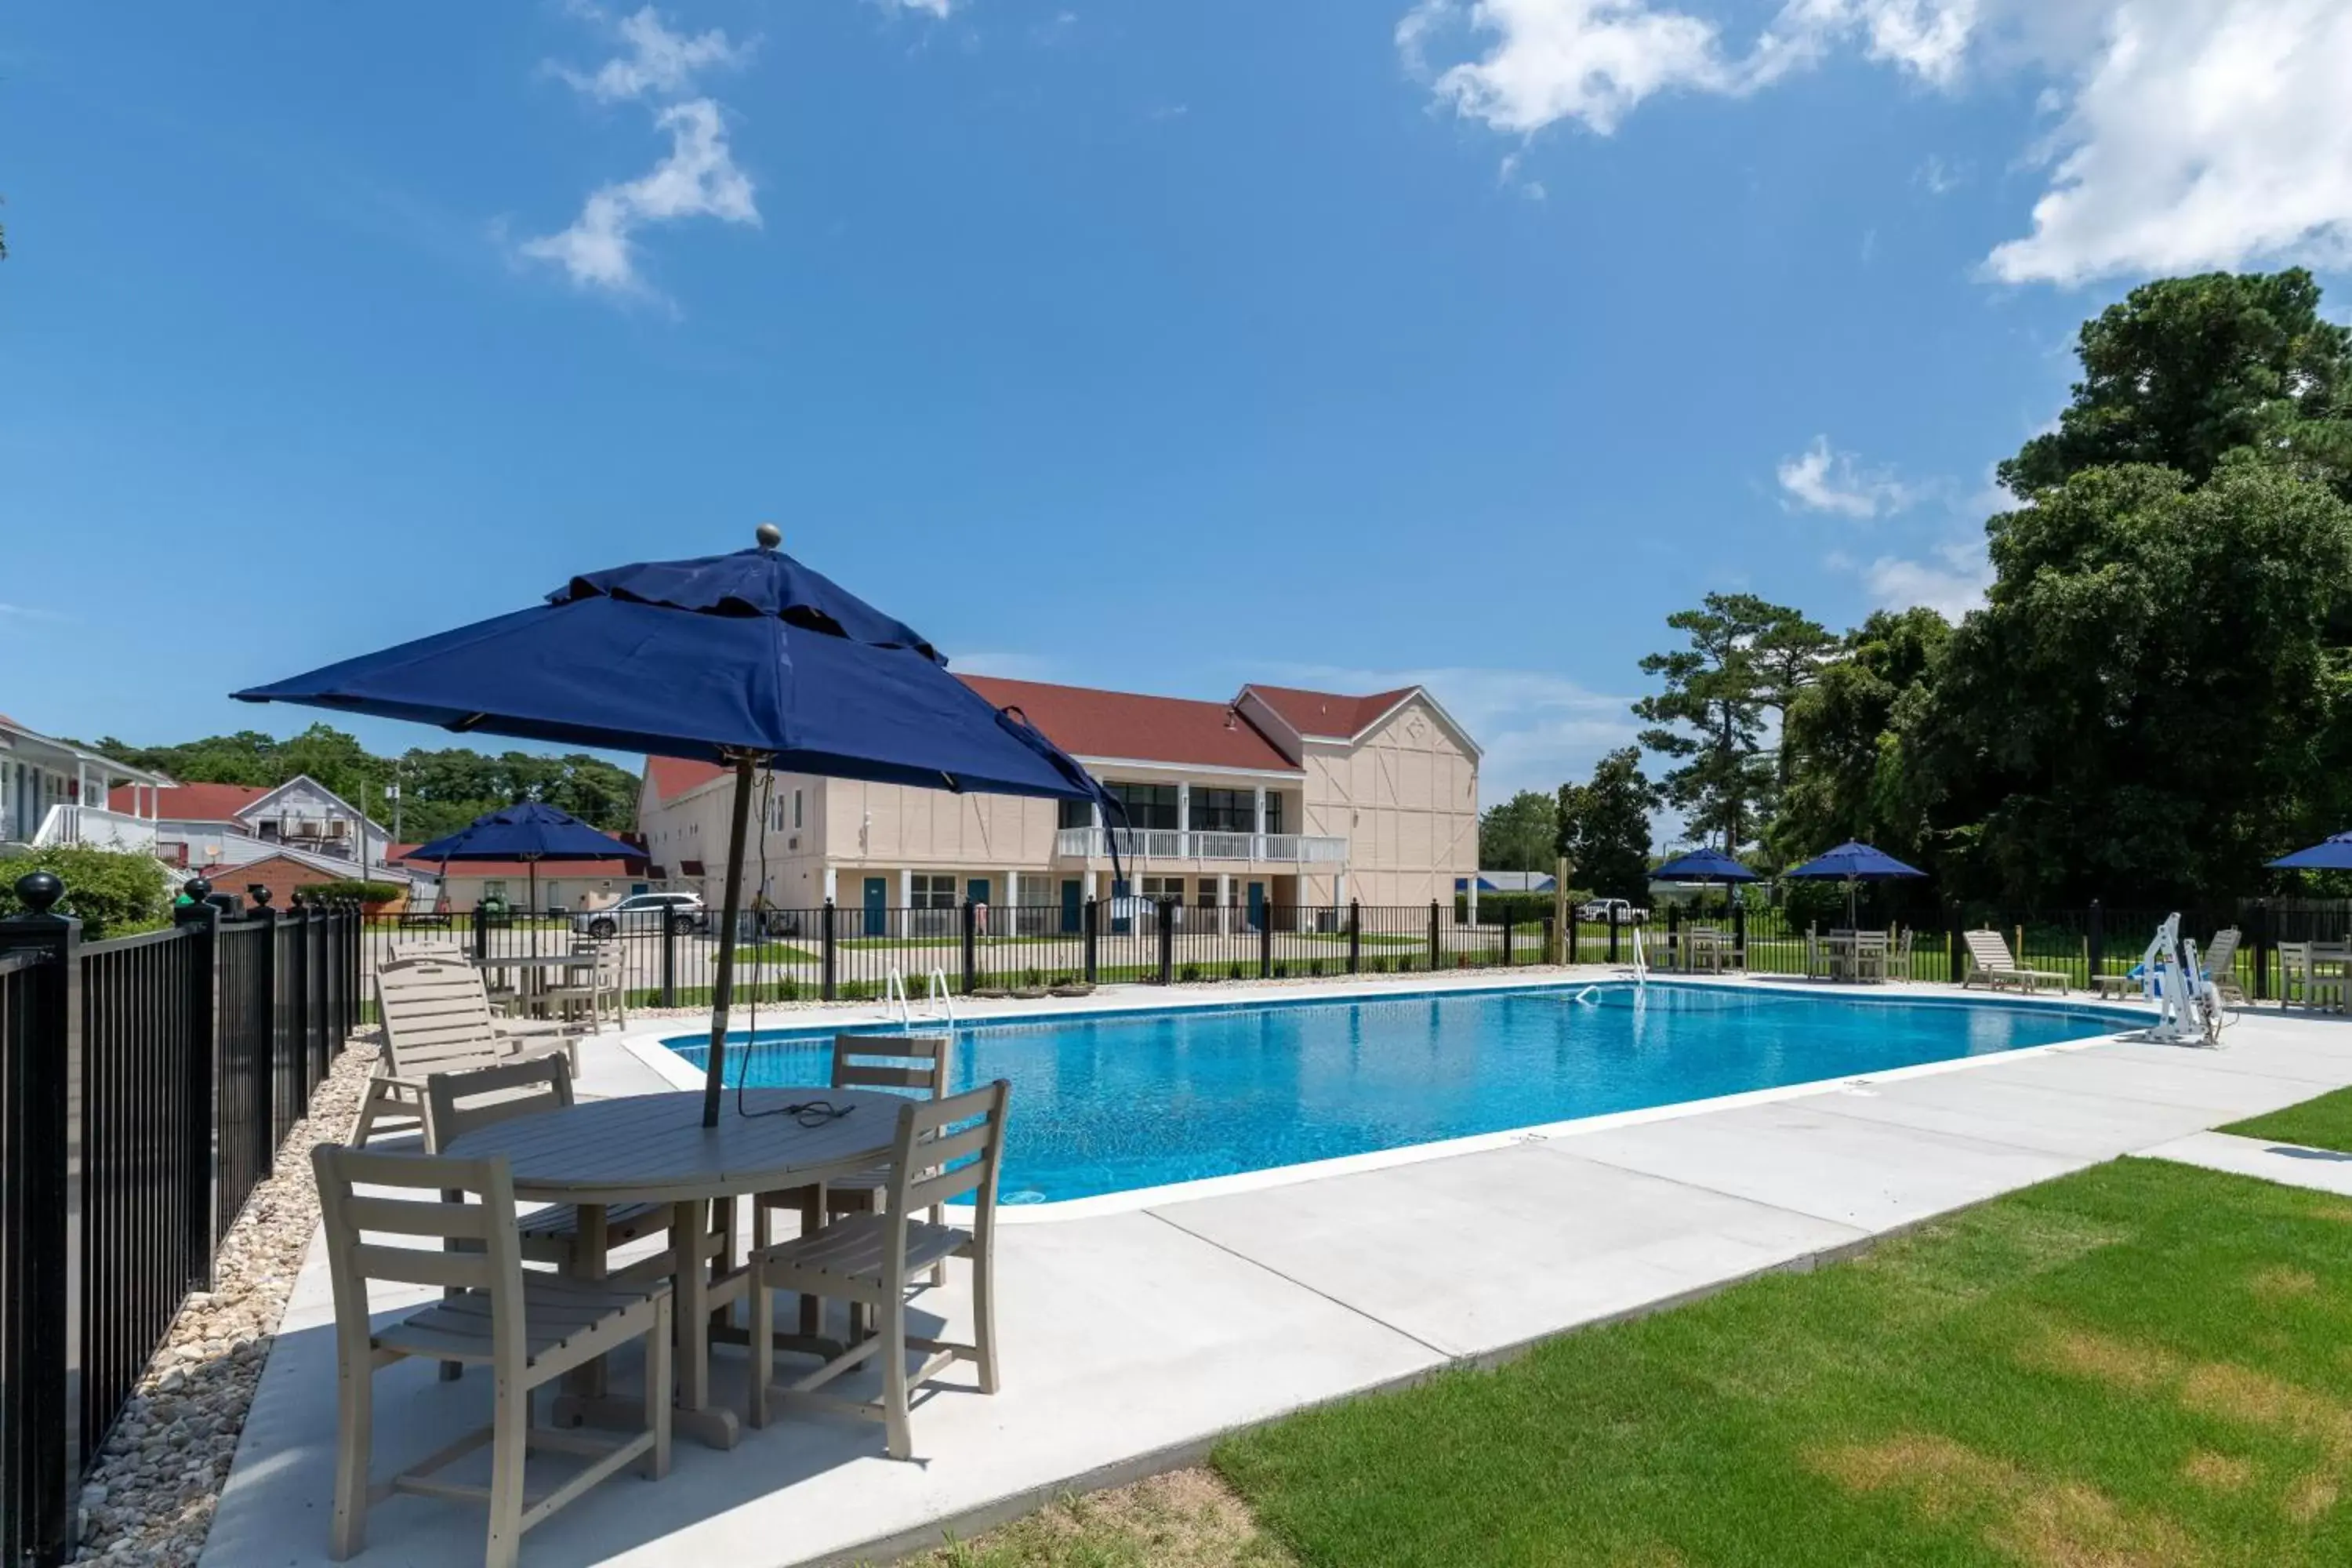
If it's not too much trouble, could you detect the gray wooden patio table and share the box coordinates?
[441,1087,898,1450]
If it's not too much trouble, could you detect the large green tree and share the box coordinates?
[1559,747,1657,904]
[1773,608,1950,865]
[1906,457,2352,903]
[1478,789,1559,874]
[1999,269,2352,503]
[1634,593,1806,852]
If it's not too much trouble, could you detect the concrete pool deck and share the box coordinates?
[202,971,2352,1568]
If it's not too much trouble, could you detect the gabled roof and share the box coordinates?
[958,675,1299,773]
[238,774,389,837]
[111,781,272,822]
[1243,684,1421,741]
[647,755,730,801]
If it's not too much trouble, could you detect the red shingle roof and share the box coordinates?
[647,756,730,800]
[110,781,273,821]
[1246,684,1417,740]
[958,675,1299,772]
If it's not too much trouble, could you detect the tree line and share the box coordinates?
[1480,268,2352,911]
[86,724,641,847]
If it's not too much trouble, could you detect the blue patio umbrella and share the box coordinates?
[234,525,1116,1127]
[1784,840,1926,927]
[2268,833,2352,871]
[1653,847,1759,918]
[407,802,641,949]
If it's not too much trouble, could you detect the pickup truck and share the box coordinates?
[1575,898,1646,925]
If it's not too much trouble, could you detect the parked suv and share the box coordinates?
[574,891,706,939]
[1575,898,1646,925]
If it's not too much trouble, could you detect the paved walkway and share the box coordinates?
[202,982,2352,1568]
[2138,1127,2352,1196]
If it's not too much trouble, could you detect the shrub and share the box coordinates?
[1179,963,1202,983]
[0,844,172,940]
[309,878,404,906]
[1307,959,1326,978]
[1272,962,1289,979]
[1022,966,1044,987]
[1227,962,1244,981]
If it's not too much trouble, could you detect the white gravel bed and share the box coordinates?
[74,1035,374,1565]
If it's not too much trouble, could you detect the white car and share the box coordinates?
[574,891,706,939]
[1576,898,1646,925]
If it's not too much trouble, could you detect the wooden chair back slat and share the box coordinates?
[425,1054,574,1153]
[311,1144,525,1299]
[886,1080,1007,1218]
[833,1033,953,1097]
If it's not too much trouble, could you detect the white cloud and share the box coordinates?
[872,0,957,16]
[549,5,751,103]
[521,100,757,298]
[521,6,760,304]
[1986,0,2352,285]
[1395,0,1975,139]
[1855,538,1993,619]
[1777,436,1920,519]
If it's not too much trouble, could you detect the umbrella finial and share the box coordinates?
[755,521,782,552]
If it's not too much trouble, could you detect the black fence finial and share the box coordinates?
[12,869,64,917]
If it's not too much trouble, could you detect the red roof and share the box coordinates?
[1246,684,1417,740]
[958,675,1299,772]
[648,755,729,800]
[110,781,273,821]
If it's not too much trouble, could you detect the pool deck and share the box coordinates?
[203,971,2352,1568]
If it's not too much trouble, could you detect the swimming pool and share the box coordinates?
[662,982,2146,1204]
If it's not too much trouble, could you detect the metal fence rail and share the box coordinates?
[2,876,358,1568]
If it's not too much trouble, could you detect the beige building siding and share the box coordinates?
[1294,695,1479,907]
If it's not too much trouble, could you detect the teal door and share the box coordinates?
[966,877,991,906]
[1060,878,1082,934]
[1247,880,1266,931]
[862,877,887,937]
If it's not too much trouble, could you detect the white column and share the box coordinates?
[822,865,838,903]
[1005,869,1020,913]
[1468,878,1479,924]
[1176,782,1191,858]
[1252,785,1267,858]
[1218,873,1231,935]
[1336,870,1348,907]
[898,867,913,908]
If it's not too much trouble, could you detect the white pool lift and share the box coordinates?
[2139,913,2223,1047]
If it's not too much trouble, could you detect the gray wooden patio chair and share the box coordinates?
[742,1079,1010,1460]
[310,1143,670,1568]
[1962,930,2067,993]
[353,961,572,1148]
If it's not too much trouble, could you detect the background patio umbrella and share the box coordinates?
[406,801,641,953]
[1783,840,1926,927]
[2268,833,2352,870]
[1652,847,1758,917]
[234,524,1116,1127]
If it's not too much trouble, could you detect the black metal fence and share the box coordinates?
[1,874,359,1568]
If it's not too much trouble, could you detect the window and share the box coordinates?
[1140,876,1185,903]
[1057,797,1094,830]
[1184,788,1281,834]
[483,880,509,902]
[909,873,960,910]
[1105,782,1178,830]
[1197,878,1221,906]
[793,788,803,830]
[1265,794,1284,835]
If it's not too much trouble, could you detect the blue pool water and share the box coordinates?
[664,982,2145,1204]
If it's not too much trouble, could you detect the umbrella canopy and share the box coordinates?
[234,527,1115,1127]
[1653,848,1759,883]
[2269,833,2352,871]
[407,801,639,866]
[1784,840,1926,929]
[1784,841,1926,880]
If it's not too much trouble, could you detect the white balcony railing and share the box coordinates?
[1053,826,1348,865]
[31,804,160,853]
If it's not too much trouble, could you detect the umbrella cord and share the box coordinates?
[736,769,777,1120]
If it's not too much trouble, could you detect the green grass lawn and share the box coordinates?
[1198,1158,2352,1566]
[733,941,820,963]
[2223,1086,2352,1155]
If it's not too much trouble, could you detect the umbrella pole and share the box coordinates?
[702,754,759,1128]
[528,858,539,957]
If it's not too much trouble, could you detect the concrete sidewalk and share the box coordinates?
[202,991,2352,1568]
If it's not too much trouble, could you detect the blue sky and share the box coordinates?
[6,0,2348,800]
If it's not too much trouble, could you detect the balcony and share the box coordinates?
[1053,826,1348,865]
[31,804,159,854]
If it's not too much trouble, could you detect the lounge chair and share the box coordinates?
[352,960,574,1146]
[1962,931,2067,994]
[2199,927,2244,1005]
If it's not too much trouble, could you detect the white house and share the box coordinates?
[0,710,172,854]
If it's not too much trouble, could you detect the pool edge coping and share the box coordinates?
[614,971,2163,1222]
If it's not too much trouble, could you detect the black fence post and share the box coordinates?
[2086,899,2103,989]
[659,905,679,1007]
[1156,898,1175,985]
[245,890,278,1174]
[820,898,837,1002]
[1348,901,1363,974]
[1947,902,1965,984]
[960,898,978,995]
[1428,900,1441,971]
[1503,913,1516,967]
[1084,898,1100,985]
[1732,900,1747,970]
[1259,903,1273,980]
[1608,903,1621,964]
[176,880,224,1283]
[0,870,85,1568]
[2252,897,2271,1002]
[471,899,488,964]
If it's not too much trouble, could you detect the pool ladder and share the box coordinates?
[884,965,958,1031]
